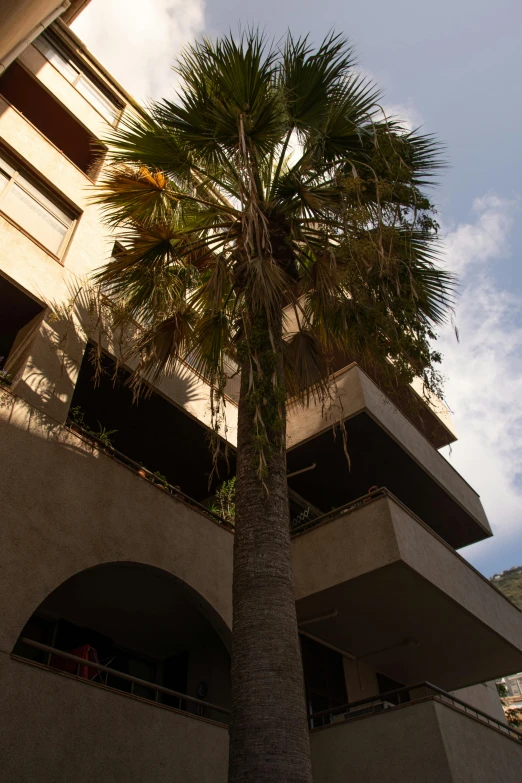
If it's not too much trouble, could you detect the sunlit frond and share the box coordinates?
[90,28,455,420]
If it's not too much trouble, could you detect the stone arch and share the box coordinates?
[13,560,231,717]
[1,414,233,653]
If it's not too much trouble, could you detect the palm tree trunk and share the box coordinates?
[228,314,313,783]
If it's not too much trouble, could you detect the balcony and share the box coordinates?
[310,684,522,783]
[286,363,490,549]
[1,650,228,782]
[292,490,522,691]
[0,390,233,658]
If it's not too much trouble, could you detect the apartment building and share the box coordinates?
[1,3,522,781]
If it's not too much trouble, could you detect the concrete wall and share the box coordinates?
[310,698,522,783]
[343,657,379,702]
[292,496,400,600]
[292,494,522,689]
[435,699,522,783]
[0,0,63,61]
[0,85,238,436]
[311,699,453,783]
[0,394,233,654]
[0,654,228,783]
[452,681,506,723]
[388,498,522,659]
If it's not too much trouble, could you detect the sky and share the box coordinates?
[72,0,522,578]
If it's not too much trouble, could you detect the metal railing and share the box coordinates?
[17,638,230,724]
[309,681,522,742]
[66,420,234,531]
[291,487,387,536]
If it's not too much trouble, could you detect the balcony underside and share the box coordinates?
[287,364,491,549]
[292,495,522,691]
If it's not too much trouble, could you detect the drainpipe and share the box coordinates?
[0,1,71,76]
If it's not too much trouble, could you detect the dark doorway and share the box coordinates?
[301,636,348,727]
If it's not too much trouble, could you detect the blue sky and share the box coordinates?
[73,0,522,577]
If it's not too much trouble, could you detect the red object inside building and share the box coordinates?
[50,644,99,680]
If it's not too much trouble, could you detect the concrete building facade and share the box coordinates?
[1,3,522,780]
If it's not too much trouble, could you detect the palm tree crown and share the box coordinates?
[95,31,454,438]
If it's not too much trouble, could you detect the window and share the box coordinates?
[0,63,102,176]
[33,32,122,125]
[0,152,76,257]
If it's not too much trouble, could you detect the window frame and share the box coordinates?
[33,31,124,127]
[0,150,78,260]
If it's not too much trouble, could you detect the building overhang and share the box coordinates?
[286,363,490,549]
[292,493,522,691]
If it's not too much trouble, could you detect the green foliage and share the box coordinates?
[210,477,236,523]
[491,566,522,610]
[152,470,170,489]
[496,682,522,728]
[68,405,87,428]
[94,422,118,448]
[67,405,117,449]
[82,30,456,481]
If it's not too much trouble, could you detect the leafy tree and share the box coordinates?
[92,31,455,783]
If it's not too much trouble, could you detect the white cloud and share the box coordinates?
[438,195,522,575]
[72,0,206,102]
[441,194,517,276]
[380,102,424,132]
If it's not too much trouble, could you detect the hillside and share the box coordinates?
[491,566,522,609]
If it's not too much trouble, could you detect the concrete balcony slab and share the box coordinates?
[292,493,522,690]
[310,696,522,783]
[287,363,490,548]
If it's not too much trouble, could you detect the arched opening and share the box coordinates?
[13,562,231,722]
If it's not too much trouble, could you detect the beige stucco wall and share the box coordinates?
[310,698,522,783]
[434,699,522,782]
[0,394,233,654]
[291,494,522,687]
[292,497,401,600]
[0,94,239,435]
[388,499,522,655]
[451,681,506,724]
[0,0,62,61]
[0,654,229,782]
[343,657,379,702]
[311,699,453,783]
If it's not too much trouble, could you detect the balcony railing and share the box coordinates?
[290,487,387,536]
[66,419,234,531]
[15,638,230,725]
[309,682,522,743]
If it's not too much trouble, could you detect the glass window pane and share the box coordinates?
[33,36,78,83]
[16,173,72,225]
[76,76,118,122]
[1,183,70,254]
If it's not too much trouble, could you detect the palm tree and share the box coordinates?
[93,31,455,783]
